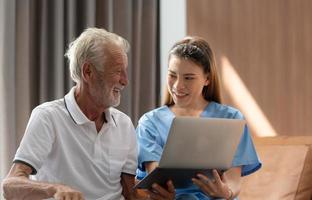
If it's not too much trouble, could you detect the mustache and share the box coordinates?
[113,86,124,91]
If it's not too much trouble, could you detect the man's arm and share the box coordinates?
[2,163,84,200]
[121,173,137,200]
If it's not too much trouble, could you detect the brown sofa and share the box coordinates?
[239,136,312,200]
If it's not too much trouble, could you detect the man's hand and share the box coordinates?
[53,184,84,200]
[148,180,175,200]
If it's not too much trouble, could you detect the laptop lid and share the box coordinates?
[159,117,245,170]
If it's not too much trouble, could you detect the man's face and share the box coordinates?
[90,47,128,108]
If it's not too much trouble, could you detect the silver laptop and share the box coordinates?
[134,117,245,189]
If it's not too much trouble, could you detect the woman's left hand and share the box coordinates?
[192,169,232,199]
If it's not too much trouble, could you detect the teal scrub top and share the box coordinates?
[136,102,261,200]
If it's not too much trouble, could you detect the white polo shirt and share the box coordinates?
[14,87,138,200]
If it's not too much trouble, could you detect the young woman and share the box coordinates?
[136,36,261,200]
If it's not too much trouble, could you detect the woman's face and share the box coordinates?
[167,56,209,108]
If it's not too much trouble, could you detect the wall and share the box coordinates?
[187,0,312,136]
[160,0,186,100]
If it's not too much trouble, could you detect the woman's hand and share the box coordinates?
[148,180,176,200]
[192,169,233,199]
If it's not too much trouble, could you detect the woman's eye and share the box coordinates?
[185,77,194,80]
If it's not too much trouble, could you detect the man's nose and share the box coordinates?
[120,70,128,86]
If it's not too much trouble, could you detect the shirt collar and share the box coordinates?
[64,87,117,127]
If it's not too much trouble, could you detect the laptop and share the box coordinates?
[134,117,245,189]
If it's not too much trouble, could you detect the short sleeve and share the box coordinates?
[136,114,163,172]
[232,112,262,176]
[14,107,55,174]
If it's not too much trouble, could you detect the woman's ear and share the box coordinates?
[204,74,210,86]
[205,79,210,86]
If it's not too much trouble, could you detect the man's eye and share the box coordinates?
[168,74,176,78]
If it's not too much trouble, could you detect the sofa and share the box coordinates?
[239,136,312,200]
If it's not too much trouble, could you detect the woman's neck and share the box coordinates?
[170,101,209,117]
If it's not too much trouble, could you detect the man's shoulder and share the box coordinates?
[32,98,65,116]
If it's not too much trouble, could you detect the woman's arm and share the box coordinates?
[192,167,241,199]
[145,161,159,173]
[223,167,242,198]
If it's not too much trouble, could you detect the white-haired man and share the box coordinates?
[2,28,138,200]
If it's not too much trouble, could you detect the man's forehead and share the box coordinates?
[107,51,127,63]
[104,46,128,68]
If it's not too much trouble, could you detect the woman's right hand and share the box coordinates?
[148,180,176,200]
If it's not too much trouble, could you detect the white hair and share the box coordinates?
[65,27,130,83]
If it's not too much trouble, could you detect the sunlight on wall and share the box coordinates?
[220,56,277,137]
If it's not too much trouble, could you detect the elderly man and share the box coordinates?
[2,28,137,200]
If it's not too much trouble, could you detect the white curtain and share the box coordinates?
[0,0,159,197]
[0,1,18,197]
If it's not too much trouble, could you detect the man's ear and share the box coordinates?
[81,63,92,82]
